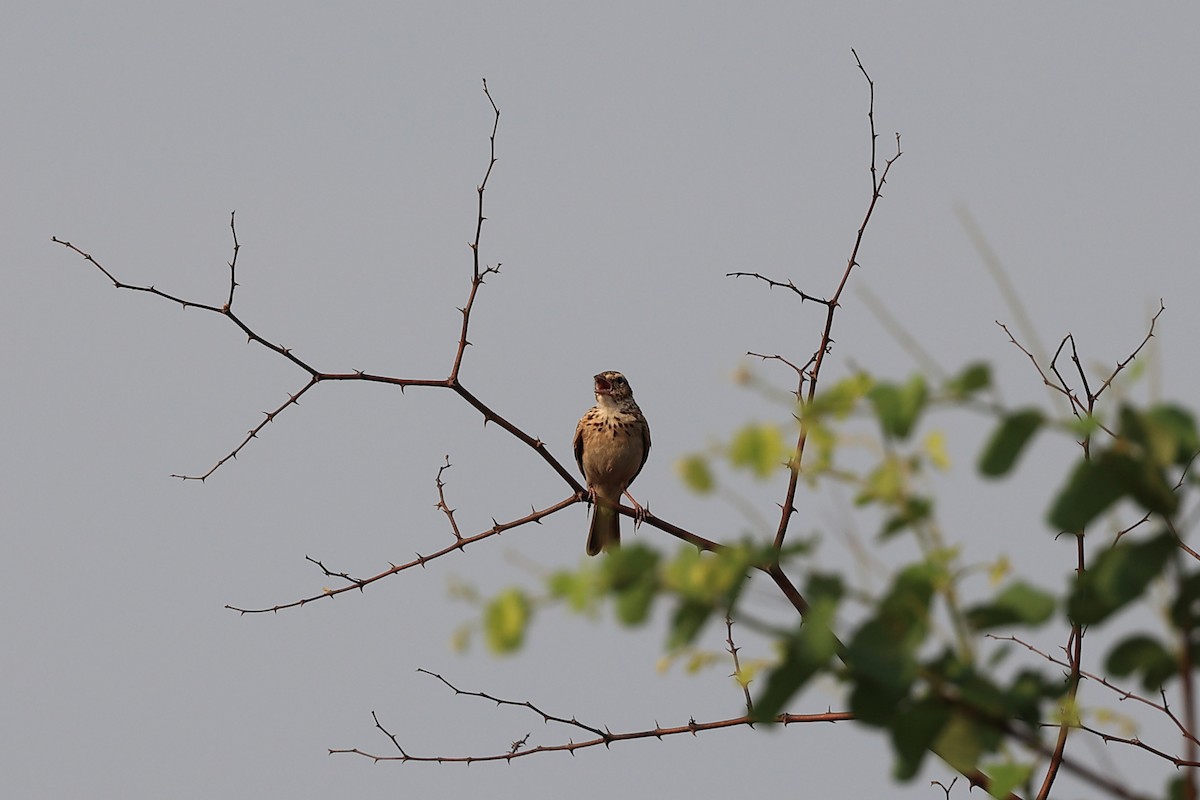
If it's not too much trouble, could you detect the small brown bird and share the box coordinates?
[573,371,651,555]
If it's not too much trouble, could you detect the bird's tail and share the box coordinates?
[586,503,621,556]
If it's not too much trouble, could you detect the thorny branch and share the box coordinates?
[53,80,807,622]
[726,49,903,555]
[225,494,580,614]
[991,633,1200,747]
[725,615,754,714]
[329,669,852,763]
[434,457,464,543]
[997,300,1164,425]
[994,303,1186,799]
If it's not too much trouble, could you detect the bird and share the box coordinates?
[573,371,651,556]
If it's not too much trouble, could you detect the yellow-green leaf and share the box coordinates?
[729,423,786,478]
[676,454,715,493]
[484,588,531,654]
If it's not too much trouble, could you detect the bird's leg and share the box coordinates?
[623,490,647,529]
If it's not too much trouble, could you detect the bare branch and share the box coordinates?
[1094,299,1165,401]
[434,456,464,542]
[725,615,754,715]
[725,272,828,304]
[225,495,580,613]
[330,670,852,763]
[450,78,503,383]
[770,50,903,553]
[990,634,1200,746]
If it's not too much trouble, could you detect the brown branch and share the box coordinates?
[770,50,902,553]
[1178,557,1199,800]
[1048,334,1090,418]
[224,210,241,310]
[726,53,902,558]
[997,322,1077,407]
[1035,539,1085,800]
[1094,300,1165,402]
[725,614,754,714]
[1073,723,1200,769]
[434,456,464,542]
[450,78,502,383]
[990,634,1199,746]
[330,669,852,763]
[724,272,828,304]
[1003,719,1160,800]
[58,80,833,663]
[746,352,811,398]
[225,495,581,613]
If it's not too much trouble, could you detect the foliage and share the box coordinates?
[475,354,1200,798]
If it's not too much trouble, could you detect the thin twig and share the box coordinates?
[330,669,851,763]
[434,456,464,542]
[770,50,903,553]
[725,615,754,714]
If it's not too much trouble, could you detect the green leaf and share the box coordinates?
[965,582,1055,631]
[880,496,933,539]
[945,362,992,398]
[1049,448,1178,531]
[1067,532,1175,625]
[981,759,1034,799]
[603,545,661,626]
[869,375,928,440]
[483,588,531,654]
[676,454,715,493]
[752,601,839,721]
[668,600,711,649]
[1110,449,1178,516]
[547,569,596,613]
[978,409,1043,477]
[663,542,759,605]
[603,543,661,587]
[1005,669,1067,726]
[805,571,845,605]
[855,454,908,507]
[613,576,657,626]
[1106,634,1176,691]
[1170,571,1200,629]
[890,698,950,780]
[807,372,874,419]
[1047,453,1125,531]
[931,711,998,776]
[1146,404,1200,465]
[728,423,786,478]
[847,564,936,724]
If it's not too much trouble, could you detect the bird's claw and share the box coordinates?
[626,493,647,530]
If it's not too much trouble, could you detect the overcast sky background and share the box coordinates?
[5,3,1200,798]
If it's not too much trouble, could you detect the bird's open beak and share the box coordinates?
[594,374,612,395]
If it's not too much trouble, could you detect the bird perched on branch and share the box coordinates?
[573,371,651,555]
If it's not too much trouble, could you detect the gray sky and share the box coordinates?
[5,3,1199,798]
